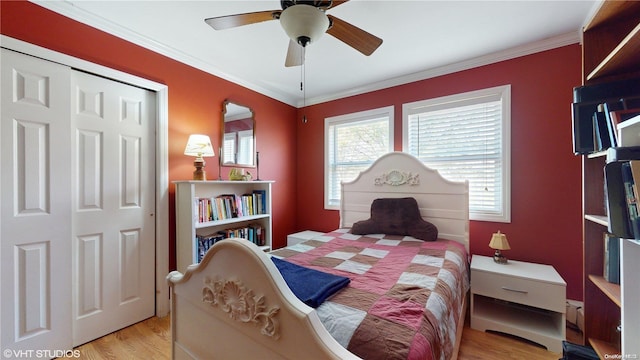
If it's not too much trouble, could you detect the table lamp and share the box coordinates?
[184,134,215,180]
[489,230,510,264]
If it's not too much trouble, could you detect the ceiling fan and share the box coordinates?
[204,0,383,67]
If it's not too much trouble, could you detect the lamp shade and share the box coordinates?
[279,4,330,47]
[184,134,215,157]
[489,231,510,250]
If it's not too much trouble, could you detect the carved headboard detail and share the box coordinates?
[374,170,419,186]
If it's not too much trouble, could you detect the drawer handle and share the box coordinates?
[501,286,528,294]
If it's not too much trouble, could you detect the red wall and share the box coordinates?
[295,46,584,300]
[1,1,585,300]
[0,1,298,269]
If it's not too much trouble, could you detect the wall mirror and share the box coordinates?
[221,100,255,167]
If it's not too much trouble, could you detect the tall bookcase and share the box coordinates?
[580,1,640,358]
[174,180,274,273]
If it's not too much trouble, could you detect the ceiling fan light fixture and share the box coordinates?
[279,4,330,47]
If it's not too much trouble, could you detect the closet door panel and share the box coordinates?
[71,70,156,346]
[0,48,73,354]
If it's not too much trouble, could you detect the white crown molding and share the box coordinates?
[31,0,299,106]
[30,0,582,109]
[303,30,582,107]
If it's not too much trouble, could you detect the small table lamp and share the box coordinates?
[184,134,215,180]
[489,231,510,264]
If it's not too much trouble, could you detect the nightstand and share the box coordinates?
[287,230,324,246]
[470,255,566,353]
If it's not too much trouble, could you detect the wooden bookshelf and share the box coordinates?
[580,2,639,358]
[582,1,640,82]
[588,275,621,307]
[589,338,620,360]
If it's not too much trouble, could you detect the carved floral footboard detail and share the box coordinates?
[202,277,280,339]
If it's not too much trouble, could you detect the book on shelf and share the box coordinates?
[592,109,611,151]
[603,100,626,147]
[621,161,640,238]
[605,159,640,240]
[605,161,632,238]
[611,108,640,125]
[252,189,267,214]
[603,233,620,285]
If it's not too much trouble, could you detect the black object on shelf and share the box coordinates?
[559,341,599,360]
[573,77,640,103]
[571,77,640,155]
[606,146,640,163]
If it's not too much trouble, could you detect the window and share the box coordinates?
[223,132,235,164]
[237,129,254,165]
[325,106,394,209]
[222,130,253,164]
[402,85,511,222]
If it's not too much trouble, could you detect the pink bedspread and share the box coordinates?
[270,229,469,360]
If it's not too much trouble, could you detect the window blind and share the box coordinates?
[407,101,502,213]
[325,106,394,209]
[403,85,510,222]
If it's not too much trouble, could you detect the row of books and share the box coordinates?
[196,223,266,263]
[591,100,640,152]
[572,76,640,154]
[194,190,267,223]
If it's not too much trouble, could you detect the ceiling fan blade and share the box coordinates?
[205,10,279,30]
[285,40,305,67]
[327,0,350,9]
[326,15,382,56]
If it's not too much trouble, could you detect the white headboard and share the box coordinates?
[340,152,469,251]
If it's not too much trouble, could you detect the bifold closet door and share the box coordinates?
[70,70,156,346]
[0,48,74,353]
[1,48,157,353]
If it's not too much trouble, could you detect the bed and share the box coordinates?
[167,151,470,360]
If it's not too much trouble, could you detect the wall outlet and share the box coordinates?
[577,307,584,332]
[566,299,584,328]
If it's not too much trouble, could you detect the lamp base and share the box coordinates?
[193,157,206,181]
[493,249,508,264]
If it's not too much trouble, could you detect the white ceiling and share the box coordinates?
[33,0,599,107]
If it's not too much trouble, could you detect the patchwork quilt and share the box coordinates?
[270,229,469,360]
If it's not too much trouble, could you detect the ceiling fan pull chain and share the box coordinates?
[301,47,308,123]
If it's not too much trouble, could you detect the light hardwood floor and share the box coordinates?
[73,315,573,359]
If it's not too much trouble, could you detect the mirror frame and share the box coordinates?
[221,100,256,168]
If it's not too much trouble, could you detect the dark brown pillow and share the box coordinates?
[351,197,438,241]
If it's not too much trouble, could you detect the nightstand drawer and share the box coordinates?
[472,270,565,313]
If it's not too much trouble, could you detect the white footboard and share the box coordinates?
[167,238,361,360]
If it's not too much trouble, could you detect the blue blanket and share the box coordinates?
[271,257,350,308]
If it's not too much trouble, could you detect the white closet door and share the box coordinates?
[0,49,73,353]
[70,71,156,346]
